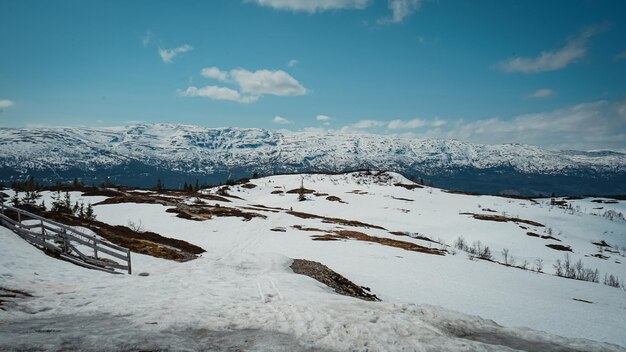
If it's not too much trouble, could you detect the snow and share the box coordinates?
[1,123,625,175]
[1,171,625,351]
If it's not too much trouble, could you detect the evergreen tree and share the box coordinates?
[84,203,95,221]
[155,179,163,192]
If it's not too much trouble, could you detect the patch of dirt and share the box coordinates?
[94,194,178,207]
[314,192,329,197]
[326,230,445,255]
[572,298,593,304]
[287,211,386,230]
[347,190,368,195]
[41,212,204,261]
[591,253,609,260]
[167,205,266,222]
[391,196,414,202]
[286,188,316,194]
[325,195,346,203]
[292,225,325,232]
[270,227,286,232]
[270,190,284,194]
[482,208,498,213]
[290,259,380,301]
[389,231,439,244]
[526,232,561,241]
[393,183,423,190]
[545,244,572,252]
[461,213,544,227]
[240,183,257,189]
[592,240,611,247]
[311,234,342,241]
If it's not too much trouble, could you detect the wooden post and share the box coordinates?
[127,250,132,275]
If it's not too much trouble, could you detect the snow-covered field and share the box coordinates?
[1,171,625,351]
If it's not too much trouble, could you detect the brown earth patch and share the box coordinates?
[393,183,423,190]
[287,211,386,230]
[270,227,286,232]
[329,230,445,255]
[347,190,368,195]
[389,231,438,244]
[286,188,316,194]
[545,244,572,252]
[592,240,611,247]
[41,211,204,261]
[292,225,325,232]
[290,259,380,301]
[391,196,414,202]
[325,196,346,203]
[167,205,266,222]
[573,298,593,304]
[311,234,343,241]
[240,183,257,189]
[526,232,561,241]
[461,213,544,227]
[270,190,284,194]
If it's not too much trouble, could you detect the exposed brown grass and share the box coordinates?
[389,231,438,244]
[393,183,423,190]
[546,244,572,252]
[526,232,561,242]
[391,196,414,202]
[329,230,445,255]
[292,225,325,232]
[286,188,316,194]
[326,195,346,203]
[42,212,204,261]
[167,205,266,221]
[287,211,386,230]
[461,212,544,227]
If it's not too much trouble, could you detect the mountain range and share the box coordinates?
[1,123,625,195]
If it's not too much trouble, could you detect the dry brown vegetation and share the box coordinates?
[42,211,204,261]
[461,212,544,227]
[290,259,380,301]
[286,188,316,194]
[292,225,325,232]
[325,195,346,203]
[287,210,386,230]
[391,196,414,202]
[389,231,439,244]
[393,183,423,190]
[546,244,572,252]
[166,205,266,222]
[526,232,561,241]
[309,230,445,255]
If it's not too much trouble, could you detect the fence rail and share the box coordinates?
[0,199,131,274]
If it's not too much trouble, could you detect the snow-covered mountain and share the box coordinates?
[1,123,625,195]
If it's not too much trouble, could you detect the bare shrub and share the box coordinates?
[534,258,544,273]
[127,220,145,233]
[603,274,621,288]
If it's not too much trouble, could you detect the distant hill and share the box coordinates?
[1,123,625,195]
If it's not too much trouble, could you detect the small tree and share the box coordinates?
[84,203,95,221]
[155,179,163,192]
[501,248,510,265]
[534,258,544,273]
[298,177,306,201]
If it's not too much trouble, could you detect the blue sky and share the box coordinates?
[1,0,625,151]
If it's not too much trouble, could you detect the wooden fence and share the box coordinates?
[0,199,131,274]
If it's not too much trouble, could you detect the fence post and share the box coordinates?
[127,250,132,275]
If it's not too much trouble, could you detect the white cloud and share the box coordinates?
[230,68,307,96]
[316,114,332,122]
[288,59,299,67]
[159,44,193,64]
[248,0,370,12]
[184,66,307,103]
[0,99,14,109]
[201,67,229,81]
[528,89,555,99]
[614,50,626,62]
[497,25,608,73]
[273,116,291,124]
[387,118,445,129]
[428,99,626,151]
[351,120,387,129]
[379,0,421,24]
[180,86,258,104]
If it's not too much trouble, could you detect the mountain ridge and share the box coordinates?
[2,123,625,195]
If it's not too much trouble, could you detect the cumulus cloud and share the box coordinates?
[248,0,370,12]
[316,114,332,122]
[201,67,229,81]
[159,44,193,63]
[496,25,608,73]
[428,99,626,151]
[528,89,555,99]
[141,30,154,47]
[0,99,14,109]
[179,86,258,104]
[230,68,307,96]
[183,66,307,103]
[379,0,421,24]
[273,116,292,124]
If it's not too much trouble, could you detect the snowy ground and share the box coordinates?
[1,171,625,351]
